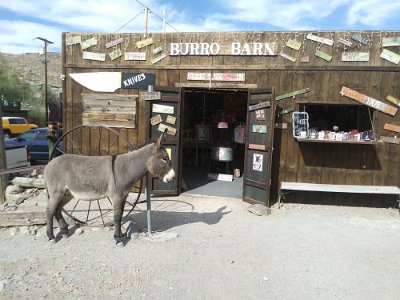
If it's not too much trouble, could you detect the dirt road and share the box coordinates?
[1,194,399,299]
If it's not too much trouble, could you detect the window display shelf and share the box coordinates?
[295,137,383,145]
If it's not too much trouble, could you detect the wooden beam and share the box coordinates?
[0,211,46,226]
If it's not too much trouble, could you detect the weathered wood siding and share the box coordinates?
[63,30,400,204]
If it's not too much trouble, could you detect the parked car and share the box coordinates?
[2,117,38,139]
[4,128,63,164]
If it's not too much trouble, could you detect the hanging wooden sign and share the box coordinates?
[300,55,310,63]
[306,33,334,46]
[286,39,302,51]
[136,38,153,49]
[340,86,398,116]
[66,35,81,46]
[106,38,123,48]
[122,73,155,89]
[380,49,400,64]
[187,72,245,81]
[150,114,163,126]
[140,91,161,101]
[166,115,177,125]
[81,37,98,50]
[380,136,400,144]
[153,46,163,54]
[125,52,146,61]
[249,144,266,151]
[158,123,177,136]
[248,101,270,111]
[341,52,370,62]
[315,49,332,62]
[384,123,400,133]
[109,48,122,60]
[382,37,400,47]
[386,95,400,106]
[83,51,106,61]
[252,125,267,133]
[276,88,310,101]
[279,52,296,62]
[338,38,353,47]
[351,34,369,45]
[152,103,174,114]
[151,53,167,64]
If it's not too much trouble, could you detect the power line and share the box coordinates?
[114,11,144,33]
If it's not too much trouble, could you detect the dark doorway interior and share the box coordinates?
[181,88,247,198]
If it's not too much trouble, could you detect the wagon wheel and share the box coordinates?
[49,124,144,227]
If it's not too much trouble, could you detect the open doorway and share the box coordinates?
[181,88,248,198]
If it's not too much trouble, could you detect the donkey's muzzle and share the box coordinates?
[163,169,175,183]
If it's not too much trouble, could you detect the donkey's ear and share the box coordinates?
[156,129,168,148]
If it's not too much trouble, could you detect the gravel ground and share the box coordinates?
[0,193,399,300]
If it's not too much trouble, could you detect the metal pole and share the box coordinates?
[144,7,149,37]
[146,173,152,236]
[0,99,8,203]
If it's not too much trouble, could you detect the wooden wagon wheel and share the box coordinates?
[49,124,144,227]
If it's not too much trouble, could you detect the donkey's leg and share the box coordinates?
[112,195,127,244]
[55,194,73,238]
[47,192,64,241]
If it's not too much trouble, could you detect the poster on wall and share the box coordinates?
[253,153,263,172]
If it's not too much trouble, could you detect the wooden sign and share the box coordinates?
[338,38,353,47]
[83,51,106,61]
[248,101,270,111]
[66,35,81,46]
[300,55,310,63]
[166,115,176,125]
[384,123,400,133]
[125,52,146,61]
[276,88,310,101]
[153,46,163,54]
[106,38,123,48]
[386,95,400,106]
[252,124,267,133]
[158,123,177,136]
[279,52,296,62]
[153,103,174,114]
[382,37,400,47]
[136,38,153,49]
[81,37,98,50]
[306,33,334,46]
[380,49,400,64]
[380,136,400,144]
[340,86,398,116]
[351,34,369,45]
[109,48,122,60]
[275,123,288,129]
[249,144,266,150]
[187,72,245,81]
[341,52,370,62]
[315,49,332,62]
[121,73,155,89]
[150,114,163,126]
[140,91,161,101]
[286,39,302,51]
[151,53,167,64]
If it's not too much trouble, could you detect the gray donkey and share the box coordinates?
[44,130,175,244]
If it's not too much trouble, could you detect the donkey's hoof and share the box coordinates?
[61,234,69,239]
[49,239,56,244]
[116,241,125,247]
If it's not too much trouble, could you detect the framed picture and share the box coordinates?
[196,125,210,141]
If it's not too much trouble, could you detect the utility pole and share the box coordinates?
[144,7,149,37]
[0,97,7,203]
[34,37,53,124]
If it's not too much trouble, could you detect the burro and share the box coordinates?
[169,42,220,55]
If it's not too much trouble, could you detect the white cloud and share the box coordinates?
[346,0,400,27]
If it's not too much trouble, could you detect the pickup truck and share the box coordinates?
[5,144,30,169]
[2,117,38,139]
[4,127,63,163]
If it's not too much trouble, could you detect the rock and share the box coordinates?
[5,185,24,194]
[247,204,271,216]
[76,228,84,235]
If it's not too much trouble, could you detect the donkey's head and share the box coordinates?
[147,130,175,183]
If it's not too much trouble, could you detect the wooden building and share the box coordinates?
[62,30,400,207]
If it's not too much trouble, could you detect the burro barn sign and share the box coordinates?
[169,42,277,56]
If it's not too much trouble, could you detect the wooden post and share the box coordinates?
[0,99,8,203]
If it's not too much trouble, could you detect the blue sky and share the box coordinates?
[0,0,399,54]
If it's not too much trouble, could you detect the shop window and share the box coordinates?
[299,104,373,133]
